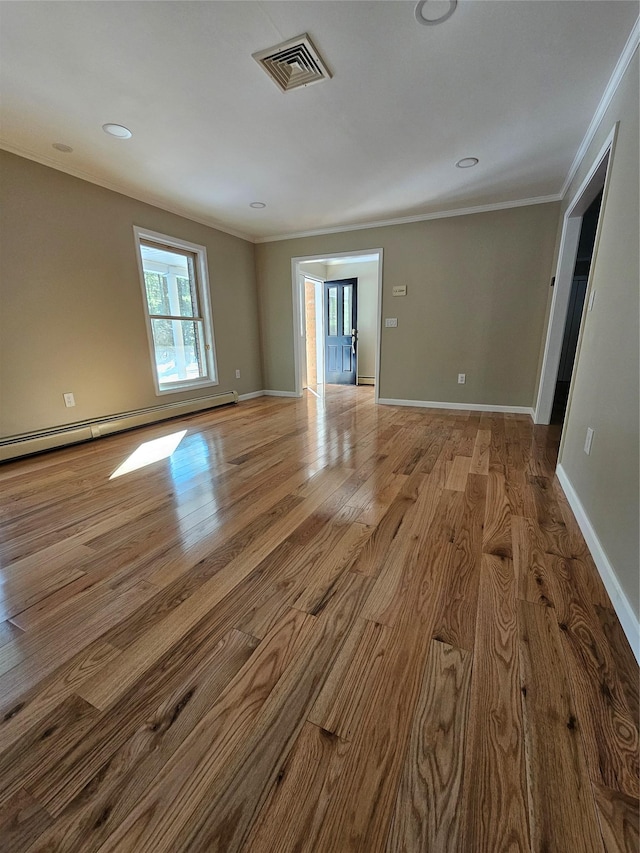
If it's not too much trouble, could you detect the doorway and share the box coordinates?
[291,249,383,400]
[325,278,357,385]
[534,124,617,427]
[550,190,603,425]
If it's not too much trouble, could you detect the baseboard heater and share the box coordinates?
[0,390,238,462]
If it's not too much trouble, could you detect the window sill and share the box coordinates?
[156,378,219,396]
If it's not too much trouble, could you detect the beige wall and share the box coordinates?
[0,152,263,437]
[256,203,559,406]
[555,53,639,618]
[325,261,378,381]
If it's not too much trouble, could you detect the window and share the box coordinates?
[328,286,338,337]
[134,227,217,394]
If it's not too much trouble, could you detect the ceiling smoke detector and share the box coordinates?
[253,33,331,93]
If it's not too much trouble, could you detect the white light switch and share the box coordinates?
[385,318,398,327]
[584,427,594,455]
[63,392,75,408]
[392,285,407,297]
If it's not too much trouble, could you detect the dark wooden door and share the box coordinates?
[325,278,357,384]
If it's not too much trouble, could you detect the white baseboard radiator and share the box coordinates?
[0,390,238,462]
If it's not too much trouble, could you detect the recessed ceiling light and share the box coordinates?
[52,143,73,153]
[415,0,457,26]
[102,123,132,139]
[456,157,479,168]
[250,202,266,209]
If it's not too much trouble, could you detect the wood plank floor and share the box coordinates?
[0,385,637,852]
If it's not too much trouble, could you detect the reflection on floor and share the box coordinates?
[0,385,637,852]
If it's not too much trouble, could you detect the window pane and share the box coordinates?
[151,318,206,385]
[140,244,199,318]
[328,287,338,337]
[176,272,198,318]
[144,272,170,315]
[137,230,217,394]
[343,285,352,335]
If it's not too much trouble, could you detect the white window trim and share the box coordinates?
[133,226,219,396]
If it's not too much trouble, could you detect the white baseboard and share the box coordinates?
[377,397,534,416]
[237,390,302,400]
[263,390,302,398]
[0,390,238,462]
[556,464,639,663]
[357,377,375,386]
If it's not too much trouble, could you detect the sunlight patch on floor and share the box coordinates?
[109,430,187,479]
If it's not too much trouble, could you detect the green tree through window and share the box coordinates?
[136,228,217,393]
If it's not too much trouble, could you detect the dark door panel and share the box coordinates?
[325,278,357,384]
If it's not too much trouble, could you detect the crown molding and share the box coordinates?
[254,194,562,244]
[0,141,255,244]
[2,139,562,244]
[5,9,637,251]
[560,16,639,199]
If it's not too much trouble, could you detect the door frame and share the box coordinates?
[324,277,359,386]
[300,273,325,391]
[291,249,383,401]
[534,123,618,425]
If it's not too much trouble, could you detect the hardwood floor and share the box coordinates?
[0,385,637,852]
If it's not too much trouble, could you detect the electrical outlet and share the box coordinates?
[63,392,75,408]
[235,369,241,379]
[458,373,466,385]
[385,318,398,328]
[584,427,594,455]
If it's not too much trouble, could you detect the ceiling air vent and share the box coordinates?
[252,34,331,93]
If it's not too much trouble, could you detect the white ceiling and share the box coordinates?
[0,1,638,241]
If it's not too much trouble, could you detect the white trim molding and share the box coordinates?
[534,124,618,426]
[0,391,238,462]
[238,389,303,399]
[560,17,639,199]
[556,465,640,663]
[221,388,306,400]
[0,141,254,243]
[3,17,636,251]
[237,390,266,401]
[378,398,534,416]
[0,142,562,246]
[256,195,560,244]
[133,225,220,397]
[291,249,383,404]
